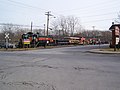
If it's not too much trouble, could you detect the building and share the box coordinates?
[109,24,120,48]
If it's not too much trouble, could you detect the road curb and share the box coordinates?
[88,49,120,54]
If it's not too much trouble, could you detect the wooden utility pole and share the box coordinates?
[44,24,45,36]
[31,22,33,32]
[45,11,54,36]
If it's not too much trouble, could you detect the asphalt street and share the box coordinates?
[0,44,120,90]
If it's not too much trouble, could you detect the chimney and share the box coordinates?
[112,22,114,25]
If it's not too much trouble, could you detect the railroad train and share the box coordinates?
[18,32,86,48]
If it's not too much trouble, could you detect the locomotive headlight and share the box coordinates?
[69,40,71,43]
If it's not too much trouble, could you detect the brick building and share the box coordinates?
[109,24,120,48]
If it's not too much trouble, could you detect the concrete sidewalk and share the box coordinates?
[88,49,120,54]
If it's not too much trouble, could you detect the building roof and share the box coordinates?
[109,24,120,30]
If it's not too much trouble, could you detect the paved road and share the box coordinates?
[0,44,120,90]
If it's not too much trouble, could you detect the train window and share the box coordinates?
[22,34,29,39]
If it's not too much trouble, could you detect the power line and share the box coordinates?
[52,0,120,17]
[0,0,47,15]
[78,12,117,18]
[52,5,120,20]
[56,0,120,13]
[82,18,118,23]
[4,0,47,11]
[53,4,120,17]
[5,0,118,16]
[0,0,119,30]
[1,0,119,18]
[0,23,41,28]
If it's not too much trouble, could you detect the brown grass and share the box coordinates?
[100,48,120,52]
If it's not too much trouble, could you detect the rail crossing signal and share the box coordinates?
[5,33,9,39]
[5,33,9,50]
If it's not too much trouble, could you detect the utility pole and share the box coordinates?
[92,26,95,36]
[92,26,95,31]
[44,24,45,36]
[31,22,33,32]
[45,11,54,36]
[92,26,95,45]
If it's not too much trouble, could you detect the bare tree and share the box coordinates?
[33,29,44,35]
[0,24,26,43]
[1,24,15,43]
[67,16,79,36]
[51,16,68,36]
[59,16,68,36]
[115,11,120,23]
[14,28,26,42]
[100,31,112,42]
[0,32,5,42]
[51,15,81,37]
[51,20,59,36]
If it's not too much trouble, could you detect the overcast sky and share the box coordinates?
[0,0,120,30]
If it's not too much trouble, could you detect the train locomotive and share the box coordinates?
[19,32,54,48]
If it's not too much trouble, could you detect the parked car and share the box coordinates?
[0,42,5,48]
[0,43,16,48]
